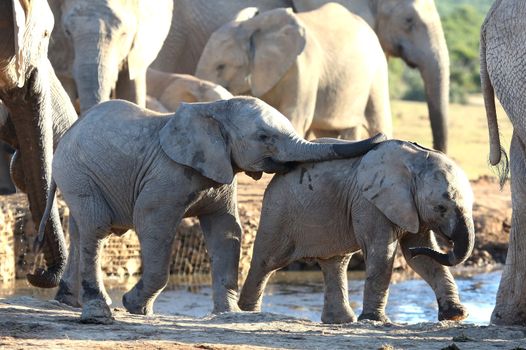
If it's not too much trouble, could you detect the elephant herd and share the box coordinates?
[0,0,524,327]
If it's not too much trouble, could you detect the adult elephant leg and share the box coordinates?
[492,132,526,325]
[318,254,356,324]
[115,68,146,108]
[199,206,243,313]
[0,142,15,194]
[400,231,467,321]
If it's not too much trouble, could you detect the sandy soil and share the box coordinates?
[1,296,525,350]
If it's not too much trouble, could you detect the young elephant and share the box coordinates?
[40,97,385,324]
[145,68,233,112]
[239,140,474,323]
[195,3,391,140]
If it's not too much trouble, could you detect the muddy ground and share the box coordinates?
[1,296,526,349]
[0,174,519,349]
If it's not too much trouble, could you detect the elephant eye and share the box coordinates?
[258,134,269,141]
[216,64,226,72]
[405,17,415,31]
[435,205,447,214]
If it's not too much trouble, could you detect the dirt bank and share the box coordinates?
[1,296,525,350]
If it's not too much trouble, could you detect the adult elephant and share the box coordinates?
[0,0,77,287]
[293,0,450,152]
[48,0,173,114]
[481,0,526,326]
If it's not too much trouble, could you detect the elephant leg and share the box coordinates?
[318,254,356,324]
[199,209,243,313]
[400,231,467,321]
[359,239,398,322]
[122,207,182,316]
[364,66,392,139]
[55,216,82,307]
[492,132,526,325]
[239,226,295,312]
[115,68,146,108]
[0,142,15,195]
[73,196,113,324]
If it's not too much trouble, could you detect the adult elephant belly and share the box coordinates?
[310,77,370,133]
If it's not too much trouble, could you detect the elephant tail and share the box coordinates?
[480,23,509,188]
[34,178,57,254]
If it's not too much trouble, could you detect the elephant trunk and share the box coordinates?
[73,37,119,114]
[418,29,450,153]
[278,133,386,163]
[2,60,71,288]
[410,212,475,266]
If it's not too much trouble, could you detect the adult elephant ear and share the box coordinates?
[127,0,173,80]
[12,0,29,87]
[159,102,234,184]
[243,8,306,97]
[356,141,420,233]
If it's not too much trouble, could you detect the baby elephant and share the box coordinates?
[239,140,474,323]
[40,96,385,324]
[145,68,232,112]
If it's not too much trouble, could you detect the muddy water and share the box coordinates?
[0,270,501,324]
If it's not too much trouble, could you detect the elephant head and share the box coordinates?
[357,141,474,266]
[0,0,77,287]
[374,0,450,152]
[195,8,306,98]
[56,0,172,114]
[160,97,386,183]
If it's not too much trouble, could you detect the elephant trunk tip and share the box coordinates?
[26,266,64,288]
[332,133,387,158]
[408,246,456,267]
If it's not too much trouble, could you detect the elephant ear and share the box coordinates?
[356,142,420,233]
[128,0,173,80]
[159,103,234,184]
[12,0,29,87]
[244,9,306,97]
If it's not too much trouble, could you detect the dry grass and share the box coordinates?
[391,97,513,179]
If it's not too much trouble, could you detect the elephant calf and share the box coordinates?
[239,140,474,323]
[145,68,233,112]
[40,96,385,324]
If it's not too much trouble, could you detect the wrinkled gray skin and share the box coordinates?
[294,0,449,152]
[481,0,526,326]
[239,140,474,323]
[0,0,77,288]
[48,0,173,114]
[42,96,385,324]
[195,4,392,140]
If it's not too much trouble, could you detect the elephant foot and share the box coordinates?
[0,185,16,195]
[438,303,468,321]
[122,291,153,315]
[213,302,241,314]
[55,280,81,308]
[358,312,390,323]
[321,308,357,324]
[80,299,114,324]
[238,299,261,312]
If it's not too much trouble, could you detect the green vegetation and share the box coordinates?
[389,0,494,103]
